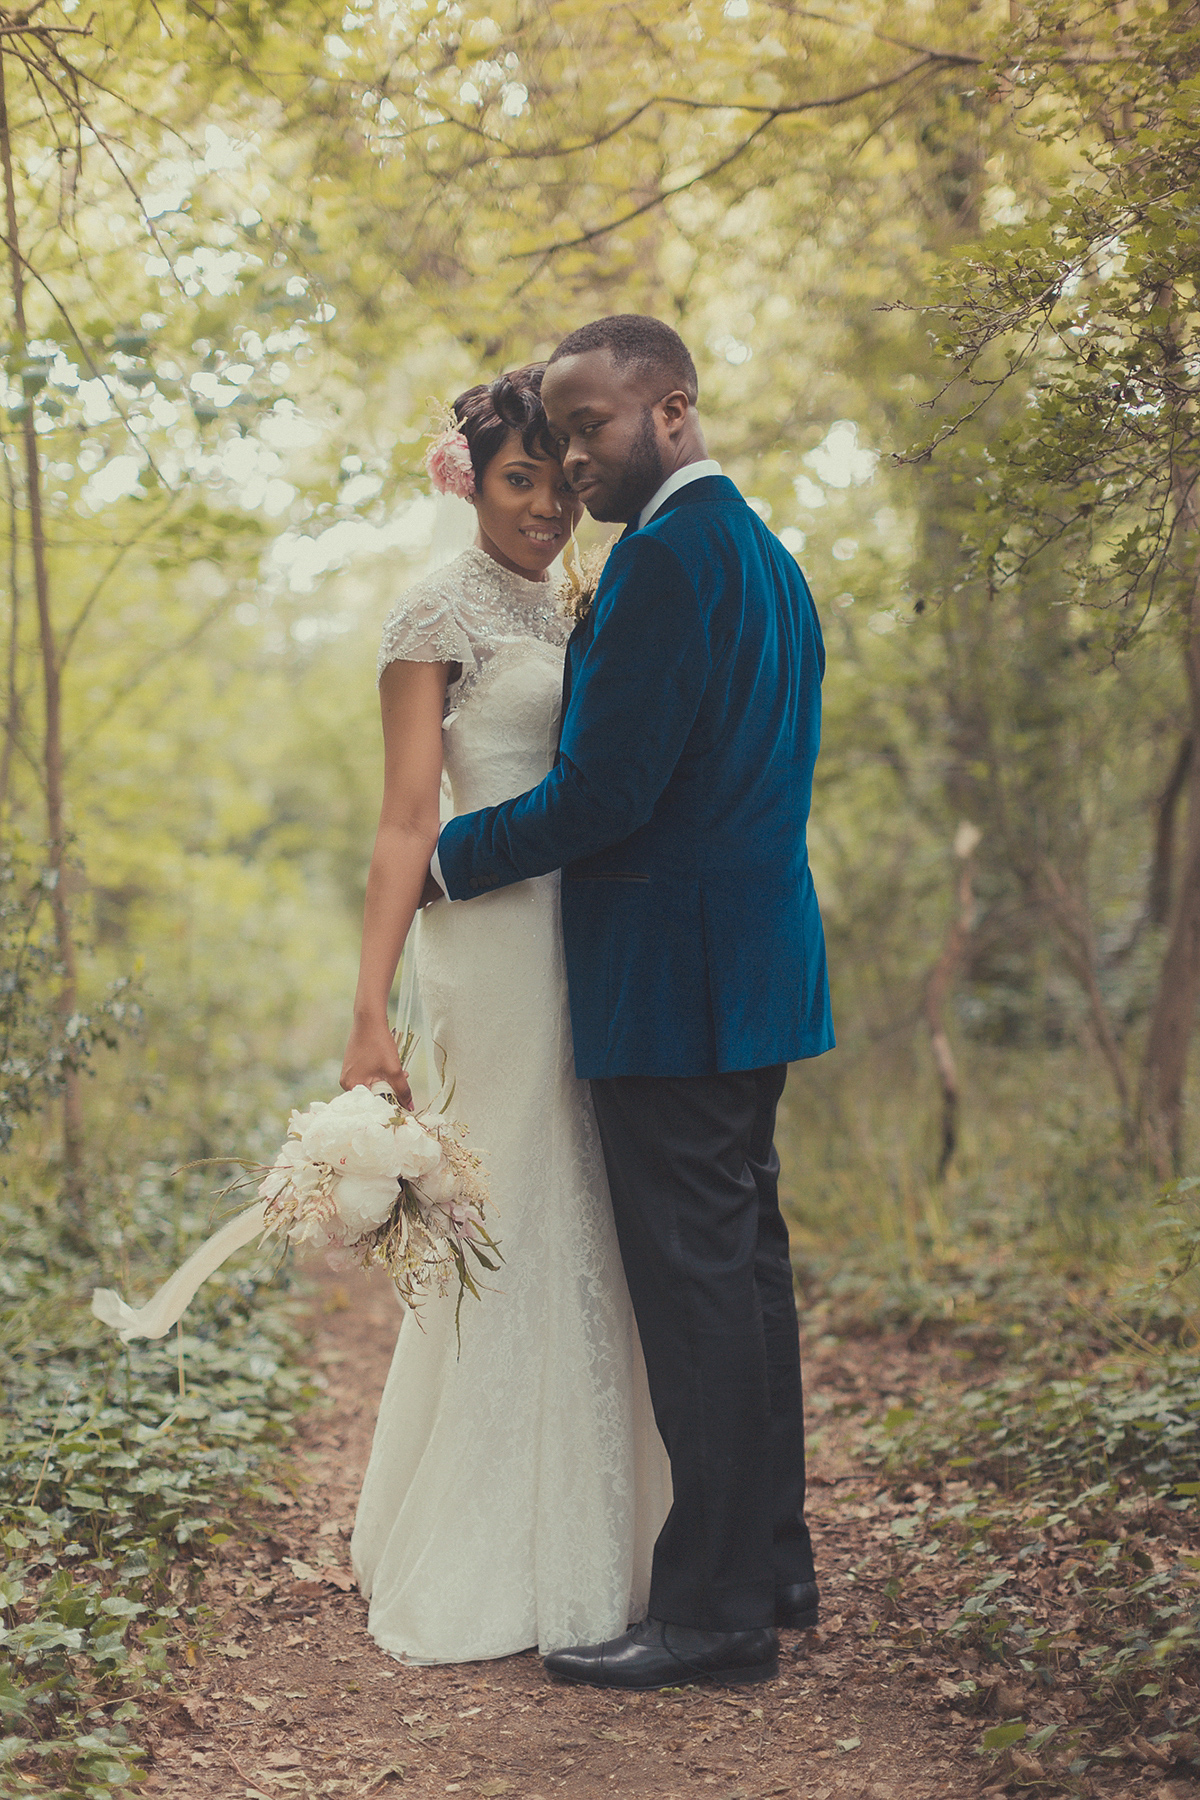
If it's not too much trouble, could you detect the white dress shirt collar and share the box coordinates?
[637,459,723,530]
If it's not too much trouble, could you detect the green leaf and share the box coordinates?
[982,1721,1027,1752]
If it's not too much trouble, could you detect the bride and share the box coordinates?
[340,365,670,1664]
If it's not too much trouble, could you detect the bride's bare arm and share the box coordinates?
[341,659,449,1103]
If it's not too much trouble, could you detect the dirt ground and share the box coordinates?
[137,1267,1193,1800]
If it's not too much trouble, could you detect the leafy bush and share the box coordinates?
[0,840,141,1155]
[872,1351,1200,1499]
[863,1345,1200,1783]
[0,1179,315,1799]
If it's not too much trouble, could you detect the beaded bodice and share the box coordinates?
[377,546,571,715]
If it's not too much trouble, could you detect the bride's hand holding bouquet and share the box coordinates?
[341,1011,414,1110]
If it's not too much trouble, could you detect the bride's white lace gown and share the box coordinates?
[351,546,670,1663]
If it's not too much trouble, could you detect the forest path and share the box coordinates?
[135,1268,1083,1800]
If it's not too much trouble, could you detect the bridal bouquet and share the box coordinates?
[92,1073,497,1346]
[258,1084,496,1312]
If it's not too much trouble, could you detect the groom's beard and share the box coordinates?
[582,408,666,524]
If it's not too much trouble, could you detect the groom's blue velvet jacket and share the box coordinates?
[437,474,834,1079]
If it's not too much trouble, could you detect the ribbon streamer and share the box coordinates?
[92,1201,267,1343]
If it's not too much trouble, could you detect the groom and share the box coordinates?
[432,314,833,1689]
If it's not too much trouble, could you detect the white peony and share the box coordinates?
[293,1086,400,1173]
[391,1115,443,1181]
[258,1141,324,1204]
[299,1089,397,1159]
[277,1086,442,1238]
[287,1208,340,1249]
[335,1173,403,1237]
[415,1159,458,1210]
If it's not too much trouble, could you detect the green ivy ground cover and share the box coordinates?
[860,1343,1200,1787]
[790,1176,1200,1790]
[0,1190,315,1800]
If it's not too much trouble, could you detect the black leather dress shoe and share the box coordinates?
[543,1617,779,1690]
[775,1580,819,1629]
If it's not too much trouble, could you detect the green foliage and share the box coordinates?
[925,0,1200,643]
[0,843,139,1155]
[819,1194,1200,1782]
[0,1176,314,1800]
[872,1350,1200,1500]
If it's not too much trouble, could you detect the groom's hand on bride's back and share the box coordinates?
[340,1019,414,1110]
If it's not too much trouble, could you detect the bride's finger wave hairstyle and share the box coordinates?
[452,364,555,487]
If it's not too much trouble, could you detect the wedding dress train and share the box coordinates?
[350,547,670,1663]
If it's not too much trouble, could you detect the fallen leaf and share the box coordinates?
[263,1749,304,1769]
[359,1765,406,1793]
[173,1697,213,1730]
[319,1566,356,1591]
[243,1696,272,1713]
[1131,1736,1174,1771]
[995,1684,1027,1715]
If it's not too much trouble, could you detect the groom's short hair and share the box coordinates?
[548,315,698,405]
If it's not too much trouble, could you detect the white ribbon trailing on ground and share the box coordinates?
[91,1201,266,1343]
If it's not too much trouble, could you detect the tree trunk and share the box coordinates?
[0,50,85,1216]
[924,822,980,1180]
[1039,861,1131,1123]
[0,424,20,819]
[1139,575,1200,1178]
[1149,734,1192,927]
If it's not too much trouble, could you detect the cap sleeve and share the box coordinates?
[377,568,475,685]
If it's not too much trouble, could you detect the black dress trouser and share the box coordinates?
[588,1064,814,1633]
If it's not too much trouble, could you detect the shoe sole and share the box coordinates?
[548,1657,779,1692]
[775,1608,819,1630]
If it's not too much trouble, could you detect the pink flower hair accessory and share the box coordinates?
[425,420,476,500]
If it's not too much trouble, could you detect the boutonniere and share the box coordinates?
[557,531,614,625]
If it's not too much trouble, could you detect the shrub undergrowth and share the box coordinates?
[864,1345,1200,1783]
[0,1181,314,1799]
[782,1048,1200,1793]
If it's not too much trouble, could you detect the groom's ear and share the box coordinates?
[657,389,692,434]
